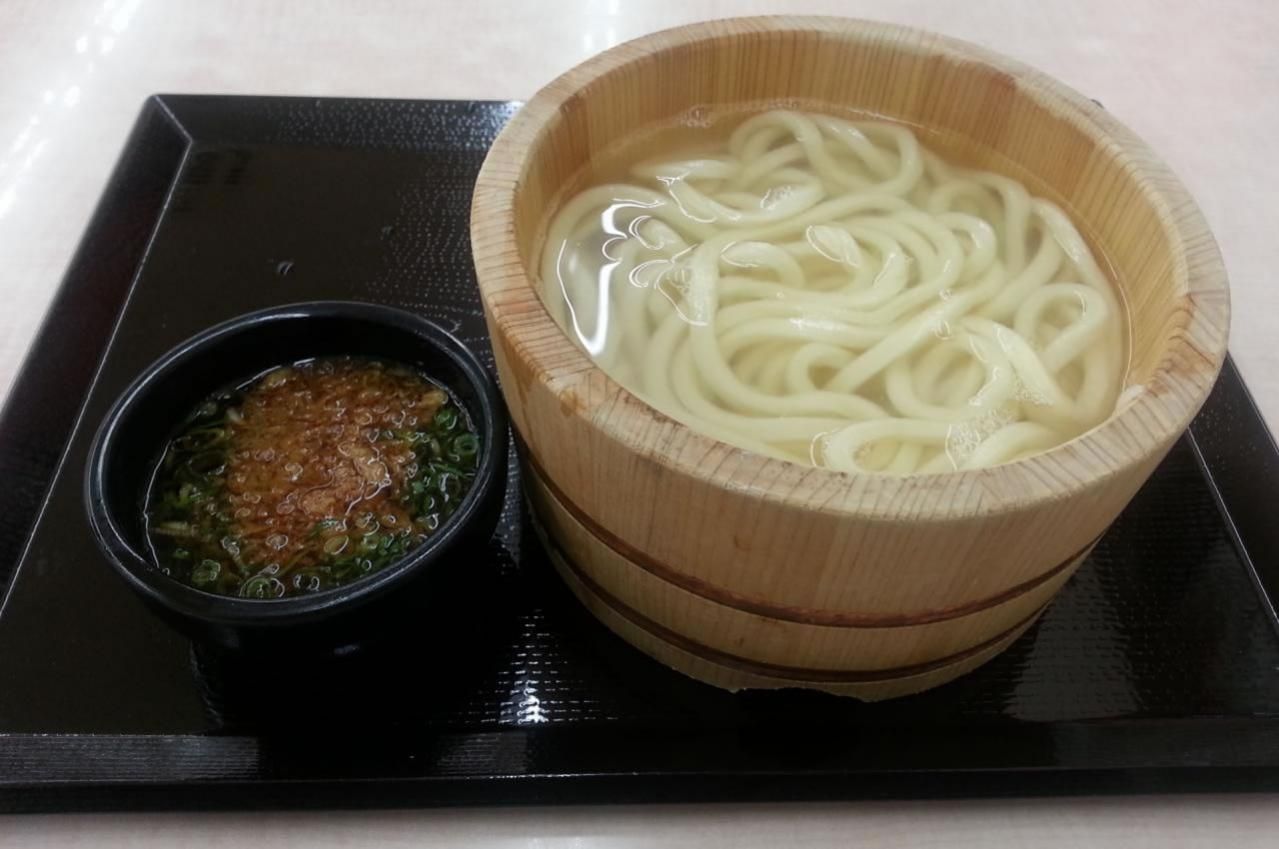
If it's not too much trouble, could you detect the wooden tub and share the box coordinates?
[470,17,1230,698]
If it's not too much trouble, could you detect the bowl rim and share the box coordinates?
[469,14,1231,521]
[83,299,508,628]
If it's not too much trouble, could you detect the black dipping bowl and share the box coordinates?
[85,301,508,653]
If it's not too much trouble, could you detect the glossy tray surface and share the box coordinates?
[1,96,1277,811]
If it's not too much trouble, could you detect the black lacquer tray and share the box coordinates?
[2,96,1278,813]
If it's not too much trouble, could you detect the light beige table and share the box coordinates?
[1,0,1276,844]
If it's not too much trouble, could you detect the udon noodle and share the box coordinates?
[540,110,1126,474]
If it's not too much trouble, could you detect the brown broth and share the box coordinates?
[145,357,481,598]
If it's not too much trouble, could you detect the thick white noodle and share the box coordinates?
[540,111,1125,473]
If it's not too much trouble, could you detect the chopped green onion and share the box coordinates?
[152,521,195,538]
[191,559,221,586]
[434,407,458,431]
[193,400,220,421]
[239,575,271,599]
[309,518,344,538]
[452,433,479,459]
[173,427,226,453]
[185,451,226,476]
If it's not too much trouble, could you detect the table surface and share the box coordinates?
[1,0,1276,844]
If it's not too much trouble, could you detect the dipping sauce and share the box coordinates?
[145,357,480,598]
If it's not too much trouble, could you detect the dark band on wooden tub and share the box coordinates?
[535,513,1047,683]
[519,435,1099,629]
